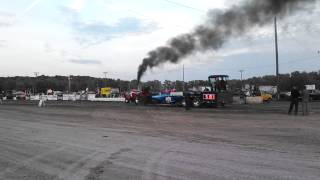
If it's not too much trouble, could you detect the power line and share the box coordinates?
[161,0,206,13]
[22,0,43,14]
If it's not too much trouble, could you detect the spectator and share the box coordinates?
[302,86,310,116]
[184,92,193,110]
[0,92,3,104]
[288,86,300,115]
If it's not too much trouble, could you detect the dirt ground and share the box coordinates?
[0,101,319,180]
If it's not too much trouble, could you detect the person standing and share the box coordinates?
[302,86,310,116]
[184,92,193,110]
[0,92,3,104]
[288,86,300,115]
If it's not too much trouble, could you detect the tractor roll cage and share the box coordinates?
[208,75,229,92]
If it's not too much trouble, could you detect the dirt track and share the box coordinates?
[0,101,320,180]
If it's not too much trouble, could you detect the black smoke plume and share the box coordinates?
[137,0,316,82]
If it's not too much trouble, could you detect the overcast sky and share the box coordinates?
[0,0,320,81]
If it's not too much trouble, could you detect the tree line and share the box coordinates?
[0,76,133,93]
[0,70,319,93]
[233,71,320,91]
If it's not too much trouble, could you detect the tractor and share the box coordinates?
[190,75,233,107]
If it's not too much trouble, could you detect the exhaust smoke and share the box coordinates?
[137,0,316,82]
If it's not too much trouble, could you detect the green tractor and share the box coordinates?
[190,75,233,107]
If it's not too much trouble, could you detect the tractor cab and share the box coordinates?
[196,75,232,107]
[208,75,229,93]
[184,74,233,108]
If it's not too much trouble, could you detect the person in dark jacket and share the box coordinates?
[184,92,193,110]
[288,86,300,115]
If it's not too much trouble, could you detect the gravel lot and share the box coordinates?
[0,101,319,180]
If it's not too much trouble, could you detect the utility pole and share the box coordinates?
[275,16,280,99]
[128,80,131,91]
[33,72,39,94]
[182,64,185,91]
[182,65,185,83]
[68,75,72,93]
[239,70,244,90]
[103,72,108,87]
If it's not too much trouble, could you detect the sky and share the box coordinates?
[0,0,320,81]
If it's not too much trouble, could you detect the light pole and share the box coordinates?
[182,64,185,91]
[103,72,108,87]
[33,72,39,94]
[68,75,72,93]
[128,80,131,91]
[274,16,280,100]
[239,70,244,90]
